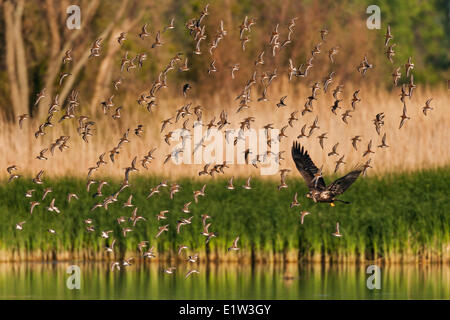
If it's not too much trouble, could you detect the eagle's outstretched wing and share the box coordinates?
[291,141,326,191]
[327,168,363,196]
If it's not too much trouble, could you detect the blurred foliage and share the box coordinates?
[371,0,450,84]
[0,0,448,115]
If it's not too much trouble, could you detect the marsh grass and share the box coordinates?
[0,167,448,263]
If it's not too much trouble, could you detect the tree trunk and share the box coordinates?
[12,0,29,115]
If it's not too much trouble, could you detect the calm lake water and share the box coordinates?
[0,262,448,299]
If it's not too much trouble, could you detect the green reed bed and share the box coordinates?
[0,168,448,263]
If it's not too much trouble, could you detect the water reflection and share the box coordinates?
[0,262,448,299]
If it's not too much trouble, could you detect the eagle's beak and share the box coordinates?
[330,203,335,207]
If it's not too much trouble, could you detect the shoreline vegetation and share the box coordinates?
[0,167,448,263]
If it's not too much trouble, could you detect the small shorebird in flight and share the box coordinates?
[255,51,264,66]
[16,221,26,230]
[9,173,21,183]
[32,170,44,184]
[399,102,410,129]
[18,114,28,129]
[334,155,346,173]
[384,25,393,46]
[157,210,169,221]
[331,99,342,115]
[139,23,150,39]
[228,236,240,252]
[88,38,102,58]
[290,192,300,208]
[123,194,134,208]
[341,110,352,124]
[328,47,339,63]
[67,193,78,203]
[227,176,235,190]
[58,72,71,86]
[25,189,35,198]
[101,230,113,239]
[378,133,389,148]
[34,88,46,106]
[179,58,189,72]
[187,253,199,263]
[201,214,211,228]
[137,241,149,254]
[105,239,116,254]
[300,211,311,224]
[117,32,126,45]
[185,269,200,279]
[143,247,156,259]
[276,96,287,108]
[328,143,339,157]
[111,262,121,271]
[155,225,169,238]
[422,98,433,116]
[297,124,309,139]
[385,44,396,63]
[320,28,328,41]
[42,187,52,200]
[405,56,414,77]
[122,257,135,267]
[177,216,193,234]
[86,179,97,192]
[362,159,373,176]
[317,132,328,149]
[363,140,375,157]
[408,74,417,99]
[151,31,163,48]
[193,184,206,203]
[163,17,175,33]
[116,216,127,225]
[351,90,361,110]
[182,201,192,213]
[242,176,252,190]
[164,267,176,274]
[46,198,60,214]
[62,49,72,64]
[178,245,188,256]
[332,222,342,237]
[392,67,401,86]
[122,228,133,237]
[208,60,217,75]
[351,135,362,151]
[231,64,240,79]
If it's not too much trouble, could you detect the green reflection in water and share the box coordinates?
[0,262,448,300]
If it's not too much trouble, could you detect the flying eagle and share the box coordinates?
[291,141,362,206]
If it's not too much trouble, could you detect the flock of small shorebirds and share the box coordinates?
[5,4,435,279]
